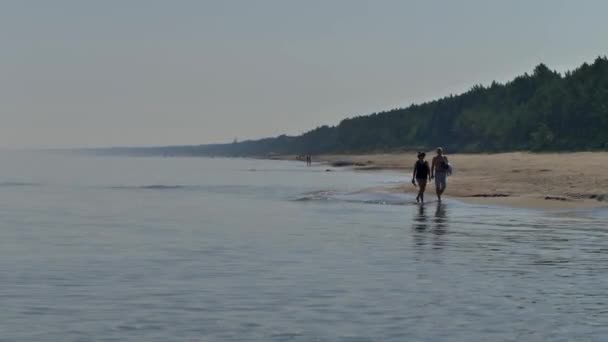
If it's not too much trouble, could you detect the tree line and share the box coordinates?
[90,56,608,157]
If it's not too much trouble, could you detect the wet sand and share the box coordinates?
[288,152,608,209]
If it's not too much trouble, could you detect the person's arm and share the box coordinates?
[412,163,417,184]
[426,162,432,181]
[431,158,435,179]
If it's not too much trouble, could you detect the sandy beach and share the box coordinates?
[290,152,608,209]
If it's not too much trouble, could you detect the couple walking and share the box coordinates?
[411,147,450,203]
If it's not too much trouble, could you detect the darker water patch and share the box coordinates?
[589,194,608,202]
[544,196,571,202]
[108,185,188,190]
[566,193,608,202]
[135,185,185,190]
[0,182,41,187]
[104,184,278,197]
[469,193,511,198]
[330,161,368,167]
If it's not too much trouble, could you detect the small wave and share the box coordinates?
[295,189,410,206]
[380,179,405,184]
[295,190,339,201]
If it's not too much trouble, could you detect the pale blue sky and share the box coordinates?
[1,0,607,147]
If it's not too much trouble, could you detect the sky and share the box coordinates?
[1,0,607,148]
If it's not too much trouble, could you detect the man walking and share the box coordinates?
[431,147,450,202]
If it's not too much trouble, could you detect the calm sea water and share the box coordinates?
[1,152,607,341]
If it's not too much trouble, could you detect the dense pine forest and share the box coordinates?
[93,57,608,156]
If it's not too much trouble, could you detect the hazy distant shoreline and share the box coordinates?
[71,147,608,210]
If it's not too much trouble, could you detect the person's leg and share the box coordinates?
[435,175,442,201]
[436,173,447,201]
[418,179,427,203]
[437,173,447,199]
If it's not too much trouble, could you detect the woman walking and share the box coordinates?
[412,152,431,203]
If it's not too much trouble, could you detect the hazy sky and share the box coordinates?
[1,0,607,148]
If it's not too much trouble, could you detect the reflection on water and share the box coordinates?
[413,204,429,231]
[433,202,448,234]
[412,203,449,249]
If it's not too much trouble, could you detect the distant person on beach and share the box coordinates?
[306,155,312,166]
[431,147,450,202]
[412,152,431,203]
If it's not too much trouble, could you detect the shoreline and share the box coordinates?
[282,152,608,210]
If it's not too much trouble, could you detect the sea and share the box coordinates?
[1,151,607,341]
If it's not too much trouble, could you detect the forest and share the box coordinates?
[91,57,608,156]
